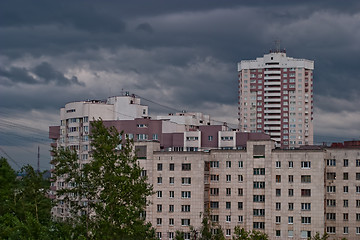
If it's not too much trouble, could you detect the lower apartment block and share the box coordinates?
[139,140,360,240]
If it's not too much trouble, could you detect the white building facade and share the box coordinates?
[238,51,314,148]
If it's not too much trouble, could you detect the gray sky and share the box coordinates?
[1,0,360,170]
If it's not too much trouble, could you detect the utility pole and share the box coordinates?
[37,145,40,172]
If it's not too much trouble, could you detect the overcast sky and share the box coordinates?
[1,0,360,170]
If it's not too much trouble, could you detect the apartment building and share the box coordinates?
[238,50,314,148]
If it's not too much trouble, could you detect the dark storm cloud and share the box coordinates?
[136,23,154,34]
[1,0,360,169]
[0,62,85,86]
[32,62,85,86]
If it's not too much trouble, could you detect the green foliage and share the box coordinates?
[308,232,329,240]
[0,158,69,239]
[233,226,268,240]
[52,119,155,239]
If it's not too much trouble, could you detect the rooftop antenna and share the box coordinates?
[37,145,40,173]
[275,40,281,53]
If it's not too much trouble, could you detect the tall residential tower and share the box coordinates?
[238,50,314,148]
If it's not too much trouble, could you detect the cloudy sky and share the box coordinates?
[1,0,360,170]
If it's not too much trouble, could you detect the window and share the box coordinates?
[210,161,219,168]
[343,213,348,221]
[326,213,336,220]
[226,161,231,168]
[326,172,336,180]
[326,227,335,234]
[169,177,174,184]
[357,186,360,193]
[253,195,265,202]
[226,229,231,236]
[182,163,191,171]
[157,191,162,198]
[226,202,231,209]
[238,188,243,196]
[226,215,231,222]
[253,168,265,175]
[238,175,243,182]
[344,200,348,207]
[357,173,360,180]
[327,199,336,207]
[181,205,190,212]
[238,161,243,168]
[276,161,281,168]
[253,181,265,189]
[157,177,162,184]
[343,172,349,180]
[344,186,348,193]
[301,217,311,224]
[357,227,360,234]
[157,163,163,171]
[357,213,360,221]
[181,219,190,226]
[226,175,231,182]
[156,231,162,239]
[210,188,219,196]
[169,163,174,171]
[327,159,336,166]
[169,191,174,198]
[301,189,311,197]
[344,227,348,234]
[288,189,294,197]
[276,216,281,224]
[181,191,191,198]
[208,136,213,141]
[301,203,311,211]
[357,200,360,208]
[327,186,336,193]
[276,189,281,196]
[253,209,265,216]
[157,205,162,212]
[184,233,191,240]
[288,230,294,238]
[288,175,294,183]
[301,175,311,183]
[181,177,191,185]
[136,134,148,140]
[211,215,219,222]
[276,175,281,183]
[301,231,311,238]
[210,201,219,209]
[289,161,294,168]
[288,203,294,211]
[276,202,281,210]
[238,216,243,223]
[169,232,174,239]
[226,188,231,196]
[210,174,219,182]
[253,222,265,229]
[357,159,360,167]
[301,161,311,169]
[344,159,349,167]
[238,202,243,210]
[288,216,293,224]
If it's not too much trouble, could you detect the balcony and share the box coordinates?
[264,92,281,97]
[264,126,281,131]
[264,109,281,114]
[264,70,281,75]
[269,132,281,136]
[264,121,281,125]
[264,104,281,108]
[264,98,281,102]
[264,75,281,80]
[264,81,281,86]
[264,115,281,119]
[264,87,281,91]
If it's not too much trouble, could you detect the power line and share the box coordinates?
[0,146,21,168]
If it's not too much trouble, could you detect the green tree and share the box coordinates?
[308,232,329,240]
[0,157,17,216]
[52,119,155,239]
[232,226,268,240]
